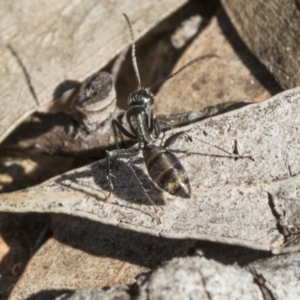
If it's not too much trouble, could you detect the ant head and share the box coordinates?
[128,89,154,108]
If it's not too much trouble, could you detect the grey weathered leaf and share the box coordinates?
[55,287,130,300]
[137,256,261,300]
[1,87,300,252]
[248,252,300,299]
[0,0,188,143]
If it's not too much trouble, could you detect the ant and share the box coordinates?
[105,14,217,212]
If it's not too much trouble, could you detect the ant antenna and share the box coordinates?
[123,13,142,90]
[149,54,219,91]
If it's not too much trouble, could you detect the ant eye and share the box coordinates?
[127,93,134,106]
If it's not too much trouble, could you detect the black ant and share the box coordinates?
[105,14,217,211]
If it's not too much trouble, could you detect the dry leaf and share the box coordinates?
[221,0,300,89]
[0,0,188,143]
[155,9,281,115]
[50,253,300,299]
[1,87,300,254]
[9,215,196,298]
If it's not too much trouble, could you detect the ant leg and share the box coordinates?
[149,109,161,138]
[126,160,161,224]
[162,131,253,161]
[105,148,139,199]
[112,119,136,149]
[163,131,192,149]
[159,132,166,147]
[190,136,253,160]
[105,149,161,224]
[164,132,253,161]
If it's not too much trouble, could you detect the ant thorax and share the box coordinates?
[126,88,156,149]
[126,106,154,148]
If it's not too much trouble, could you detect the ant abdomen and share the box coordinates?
[143,145,191,198]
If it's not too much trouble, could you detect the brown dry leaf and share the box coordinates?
[221,0,300,89]
[9,215,196,298]
[155,9,281,115]
[0,235,9,260]
[0,213,50,299]
[1,87,300,254]
[0,0,188,143]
